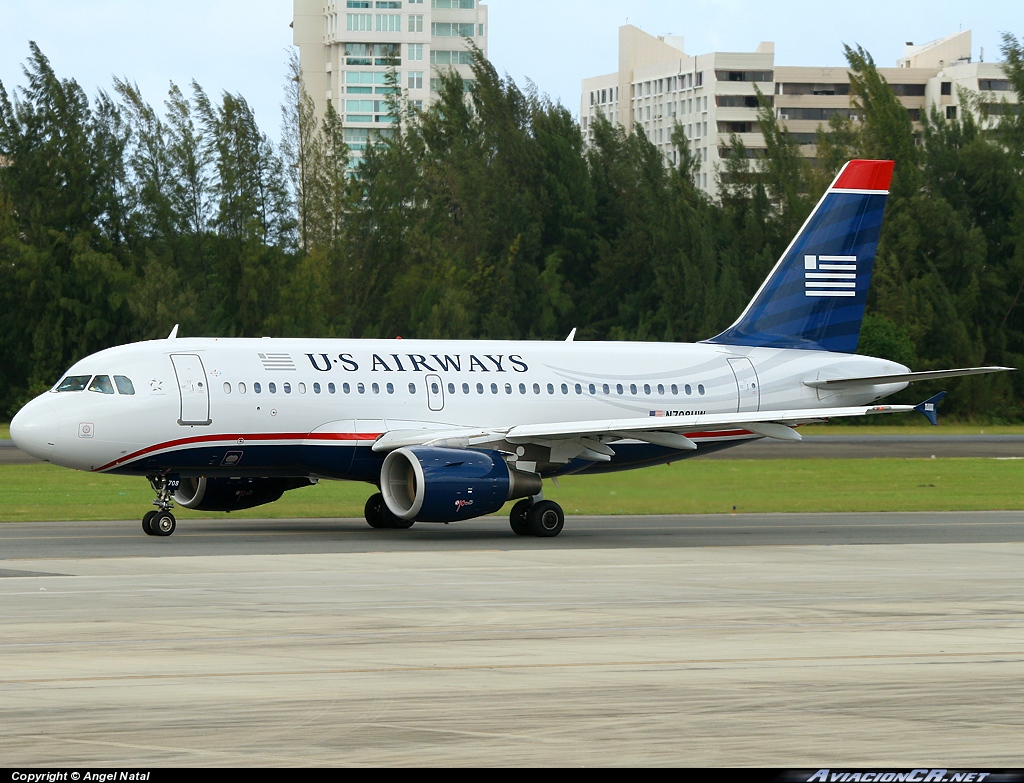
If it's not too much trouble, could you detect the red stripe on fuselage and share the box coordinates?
[94,428,758,473]
[94,431,381,472]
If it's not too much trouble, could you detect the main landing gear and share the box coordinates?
[364,493,415,530]
[509,498,565,538]
[143,476,177,537]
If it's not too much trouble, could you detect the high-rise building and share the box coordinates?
[293,0,488,155]
[581,27,1018,199]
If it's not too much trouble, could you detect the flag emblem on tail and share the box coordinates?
[804,255,857,297]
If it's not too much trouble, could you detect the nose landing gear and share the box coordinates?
[143,476,178,537]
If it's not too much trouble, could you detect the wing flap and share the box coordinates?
[503,404,913,443]
[370,403,917,454]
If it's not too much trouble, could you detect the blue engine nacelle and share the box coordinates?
[380,447,542,523]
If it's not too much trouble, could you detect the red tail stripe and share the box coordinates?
[833,159,894,192]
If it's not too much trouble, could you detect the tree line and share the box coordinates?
[1,39,1023,420]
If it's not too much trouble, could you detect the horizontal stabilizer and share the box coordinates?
[803,366,1014,389]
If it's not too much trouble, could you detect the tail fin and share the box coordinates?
[707,159,894,353]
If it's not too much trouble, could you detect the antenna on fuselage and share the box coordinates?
[167,324,179,340]
[565,328,577,342]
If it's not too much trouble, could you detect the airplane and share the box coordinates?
[9,160,1013,538]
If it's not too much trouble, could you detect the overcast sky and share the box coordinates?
[1,0,1021,140]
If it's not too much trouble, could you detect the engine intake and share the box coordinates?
[173,477,313,512]
[381,447,542,523]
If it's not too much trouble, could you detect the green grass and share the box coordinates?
[0,424,8,439]
[800,423,1024,436]
[2,458,1022,522]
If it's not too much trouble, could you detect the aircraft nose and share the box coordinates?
[10,399,58,460]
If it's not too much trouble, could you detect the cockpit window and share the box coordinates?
[88,375,115,395]
[54,375,91,392]
[114,375,135,395]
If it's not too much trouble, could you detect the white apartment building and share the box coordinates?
[581,28,1018,199]
[293,0,488,155]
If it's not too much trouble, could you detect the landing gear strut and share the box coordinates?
[144,476,177,537]
[364,493,415,530]
[509,498,565,537]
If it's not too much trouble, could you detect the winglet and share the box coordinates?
[914,392,947,426]
[167,324,179,340]
[566,328,577,342]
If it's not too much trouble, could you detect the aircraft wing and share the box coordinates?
[371,402,918,461]
[803,366,1013,389]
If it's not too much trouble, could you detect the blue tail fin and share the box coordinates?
[707,159,894,353]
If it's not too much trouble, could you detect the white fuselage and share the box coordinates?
[11,337,908,480]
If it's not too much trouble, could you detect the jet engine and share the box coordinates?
[173,477,313,512]
[380,447,542,523]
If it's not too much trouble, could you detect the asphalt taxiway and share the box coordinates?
[1,512,1023,766]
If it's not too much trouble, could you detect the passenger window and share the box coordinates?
[269,383,277,394]
[630,384,637,395]
[55,375,91,392]
[410,383,417,394]
[685,384,692,395]
[589,384,596,395]
[603,384,610,395]
[533,383,540,395]
[462,383,470,394]
[547,383,554,395]
[519,383,526,394]
[644,384,651,395]
[657,384,665,395]
[114,376,135,395]
[491,383,498,394]
[329,383,337,394]
[371,383,380,394]
[284,383,292,394]
[223,382,232,395]
[386,383,394,394]
[254,382,262,394]
[476,383,484,394]
[298,383,307,394]
[560,383,568,395]
[357,383,365,394]
[342,383,350,394]
[698,384,706,395]
[448,383,455,394]
[616,384,624,395]
[313,382,321,394]
[88,375,115,395]
[505,383,512,394]
[239,382,247,395]
[671,384,678,395]
[575,383,582,395]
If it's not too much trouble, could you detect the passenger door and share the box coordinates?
[727,357,760,413]
[170,354,211,426]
